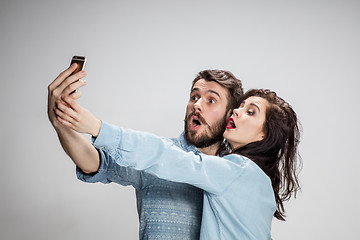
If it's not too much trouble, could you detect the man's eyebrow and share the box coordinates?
[191,88,221,98]
[190,88,199,94]
[208,90,221,98]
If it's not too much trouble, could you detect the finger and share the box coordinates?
[56,99,77,120]
[48,65,86,102]
[58,70,87,95]
[57,98,71,109]
[69,90,83,100]
[54,107,75,126]
[61,95,81,113]
[48,63,78,92]
[56,114,74,128]
[63,78,87,96]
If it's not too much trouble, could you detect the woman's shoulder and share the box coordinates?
[223,154,270,181]
[222,154,250,166]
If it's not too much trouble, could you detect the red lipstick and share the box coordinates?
[226,117,236,129]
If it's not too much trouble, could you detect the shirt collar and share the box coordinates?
[179,132,201,154]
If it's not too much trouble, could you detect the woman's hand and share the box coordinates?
[55,95,102,137]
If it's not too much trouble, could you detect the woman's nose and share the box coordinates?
[233,108,240,117]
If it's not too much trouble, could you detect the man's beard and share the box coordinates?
[184,112,228,149]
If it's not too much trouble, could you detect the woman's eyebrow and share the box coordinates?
[249,103,261,112]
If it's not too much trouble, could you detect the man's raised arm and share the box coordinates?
[47,64,100,174]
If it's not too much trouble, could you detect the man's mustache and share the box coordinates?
[186,111,209,126]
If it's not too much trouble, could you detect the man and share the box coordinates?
[48,63,243,239]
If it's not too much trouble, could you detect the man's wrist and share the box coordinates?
[54,123,73,134]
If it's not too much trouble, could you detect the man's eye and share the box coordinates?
[209,99,216,104]
[191,96,199,101]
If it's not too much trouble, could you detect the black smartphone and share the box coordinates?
[69,56,86,94]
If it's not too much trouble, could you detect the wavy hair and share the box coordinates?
[192,70,243,112]
[231,89,302,220]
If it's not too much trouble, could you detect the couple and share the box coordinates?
[48,63,301,239]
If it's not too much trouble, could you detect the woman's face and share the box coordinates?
[224,96,268,150]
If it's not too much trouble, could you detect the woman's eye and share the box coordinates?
[209,99,216,104]
[247,110,254,116]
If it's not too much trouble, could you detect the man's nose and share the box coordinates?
[192,98,203,112]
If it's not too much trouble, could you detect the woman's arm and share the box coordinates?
[57,97,247,194]
[95,122,247,194]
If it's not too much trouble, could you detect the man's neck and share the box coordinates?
[197,142,221,156]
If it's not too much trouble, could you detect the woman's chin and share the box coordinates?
[223,128,234,140]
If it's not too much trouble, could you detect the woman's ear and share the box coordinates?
[257,133,265,142]
[256,136,264,142]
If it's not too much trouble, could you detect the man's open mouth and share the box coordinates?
[187,112,205,131]
[192,116,202,127]
[226,117,236,129]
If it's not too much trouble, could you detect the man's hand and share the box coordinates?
[55,95,102,137]
[47,63,87,129]
[47,63,100,174]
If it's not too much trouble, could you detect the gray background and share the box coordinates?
[1,0,359,239]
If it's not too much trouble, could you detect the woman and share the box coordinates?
[56,88,301,239]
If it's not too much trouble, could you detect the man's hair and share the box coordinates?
[192,70,244,112]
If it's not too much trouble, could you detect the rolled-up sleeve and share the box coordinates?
[76,122,143,189]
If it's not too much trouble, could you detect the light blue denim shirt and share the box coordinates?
[89,121,277,240]
[77,129,203,239]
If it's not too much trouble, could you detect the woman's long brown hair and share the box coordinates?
[231,89,302,220]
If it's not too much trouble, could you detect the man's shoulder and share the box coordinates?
[168,132,183,144]
[169,132,198,153]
